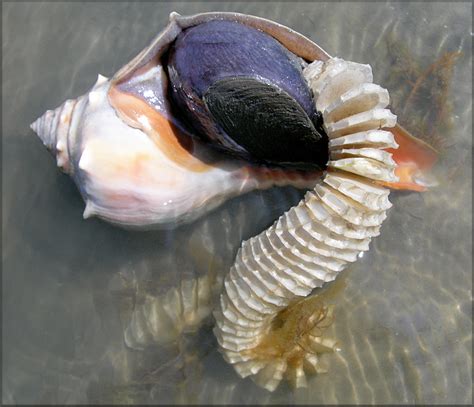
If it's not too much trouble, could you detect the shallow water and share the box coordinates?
[2,1,472,404]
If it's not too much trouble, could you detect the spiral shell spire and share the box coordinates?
[30,98,77,173]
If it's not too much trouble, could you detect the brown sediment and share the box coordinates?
[244,275,346,366]
[380,36,463,189]
[385,36,462,153]
[402,51,462,120]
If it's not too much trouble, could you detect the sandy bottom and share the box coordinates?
[2,2,471,404]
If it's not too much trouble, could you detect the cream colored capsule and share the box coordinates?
[326,108,397,138]
[329,129,398,150]
[323,172,391,211]
[323,83,390,123]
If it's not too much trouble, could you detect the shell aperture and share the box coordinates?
[167,20,329,169]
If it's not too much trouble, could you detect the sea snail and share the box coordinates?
[30,12,437,391]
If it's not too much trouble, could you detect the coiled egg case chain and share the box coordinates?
[213,57,399,392]
[124,273,223,349]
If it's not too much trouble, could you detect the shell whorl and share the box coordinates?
[213,57,399,392]
[30,98,77,173]
[30,74,108,174]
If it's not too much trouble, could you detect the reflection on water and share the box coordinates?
[2,1,472,404]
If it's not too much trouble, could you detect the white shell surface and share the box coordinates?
[30,72,322,229]
[213,56,398,391]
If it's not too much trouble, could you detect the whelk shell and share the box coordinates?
[30,12,329,229]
